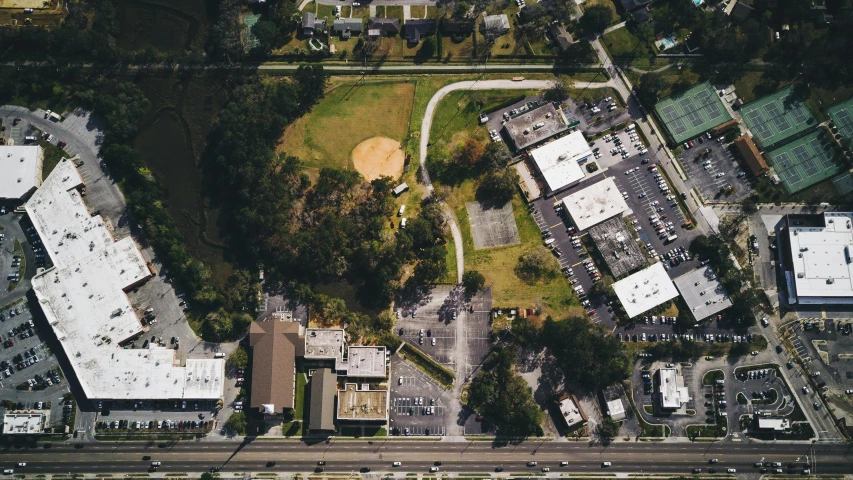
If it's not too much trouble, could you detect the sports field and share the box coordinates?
[740,85,816,149]
[654,82,732,145]
[279,80,415,173]
[766,130,840,194]
[827,96,853,143]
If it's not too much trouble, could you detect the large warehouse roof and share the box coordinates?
[27,159,224,400]
[502,103,568,151]
[673,266,733,321]
[786,212,853,303]
[613,262,680,318]
[529,132,589,193]
[0,145,43,200]
[561,177,630,231]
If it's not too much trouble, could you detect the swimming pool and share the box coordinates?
[693,0,704,5]
[658,37,678,51]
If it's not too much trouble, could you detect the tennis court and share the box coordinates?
[654,82,732,144]
[827,97,853,143]
[766,131,840,194]
[740,85,816,149]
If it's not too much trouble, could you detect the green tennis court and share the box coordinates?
[766,130,841,194]
[654,82,732,145]
[740,85,816,149]
[827,97,853,143]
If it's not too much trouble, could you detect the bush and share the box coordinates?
[514,248,559,285]
[586,162,599,173]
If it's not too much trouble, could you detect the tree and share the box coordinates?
[468,348,544,437]
[477,169,518,204]
[376,309,397,331]
[457,138,485,166]
[579,5,613,35]
[599,417,620,444]
[462,270,486,297]
[514,248,559,285]
[201,473,216,480]
[228,346,249,370]
[636,72,671,107]
[742,197,758,214]
[252,20,281,53]
[481,141,512,171]
[542,317,630,389]
[543,76,572,104]
[224,411,248,435]
[416,37,437,61]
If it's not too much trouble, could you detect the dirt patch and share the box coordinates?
[351,137,405,181]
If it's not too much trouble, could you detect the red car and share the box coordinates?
[58,141,67,149]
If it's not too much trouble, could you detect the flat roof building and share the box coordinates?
[2,411,46,434]
[755,416,790,431]
[528,132,589,194]
[601,384,627,421]
[27,159,224,401]
[613,263,680,318]
[588,217,646,278]
[606,399,626,421]
[337,383,388,423]
[782,212,853,305]
[502,103,569,151]
[556,392,587,429]
[305,328,346,369]
[0,145,43,200]
[562,178,631,232]
[673,266,733,321]
[657,367,689,410]
[346,346,387,378]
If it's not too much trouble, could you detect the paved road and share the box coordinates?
[1,439,848,475]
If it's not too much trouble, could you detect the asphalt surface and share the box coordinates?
[0,439,848,475]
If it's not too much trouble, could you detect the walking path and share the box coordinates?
[418,79,614,283]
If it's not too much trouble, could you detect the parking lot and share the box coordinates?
[732,365,792,416]
[388,356,451,437]
[567,94,632,134]
[680,138,753,202]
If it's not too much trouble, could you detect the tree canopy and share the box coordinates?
[542,317,630,389]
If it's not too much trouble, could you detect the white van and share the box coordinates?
[214,352,225,359]
[398,205,406,216]
[544,238,556,246]
[400,217,407,228]
[625,123,636,132]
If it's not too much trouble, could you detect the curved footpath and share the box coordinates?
[418,79,615,283]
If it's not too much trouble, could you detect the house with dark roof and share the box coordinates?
[302,12,326,36]
[549,23,574,52]
[308,368,338,432]
[403,19,437,44]
[442,18,475,35]
[618,0,651,12]
[249,313,305,417]
[481,14,510,36]
[632,8,651,23]
[729,0,755,20]
[333,18,364,39]
[367,17,401,37]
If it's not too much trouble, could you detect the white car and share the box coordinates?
[602,462,612,467]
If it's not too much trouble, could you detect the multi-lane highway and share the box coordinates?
[1,439,850,475]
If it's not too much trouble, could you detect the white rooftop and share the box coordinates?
[673,266,733,321]
[558,394,586,428]
[788,212,853,302]
[346,346,387,378]
[27,159,224,400]
[0,145,43,200]
[613,262,680,318]
[3,412,46,434]
[606,399,626,421]
[658,367,688,409]
[561,177,631,231]
[756,417,790,431]
[529,132,589,192]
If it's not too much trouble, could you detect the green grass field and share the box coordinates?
[279,79,416,172]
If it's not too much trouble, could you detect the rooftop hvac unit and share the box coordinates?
[797,272,805,278]
[827,278,834,284]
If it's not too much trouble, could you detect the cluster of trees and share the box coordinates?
[514,248,559,285]
[430,138,518,204]
[467,347,544,437]
[249,1,300,55]
[689,235,762,329]
[541,317,630,390]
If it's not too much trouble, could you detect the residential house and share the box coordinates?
[333,18,364,39]
[302,12,326,36]
[632,8,651,23]
[403,19,437,45]
[367,17,401,38]
[618,0,651,12]
[728,0,755,20]
[549,23,574,52]
[481,14,510,37]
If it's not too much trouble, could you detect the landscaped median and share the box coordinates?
[399,342,455,388]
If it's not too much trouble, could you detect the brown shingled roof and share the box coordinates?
[734,135,769,176]
[249,319,304,414]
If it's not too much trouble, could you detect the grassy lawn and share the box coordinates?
[281,372,308,437]
[410,5,425,18]
[702,369,723,386]
[441,34,476,62]
[39,140,67,181]
[279,79,416,173]
[601,28,654,65]
[385,5,403,19]
[686,424,723,438]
